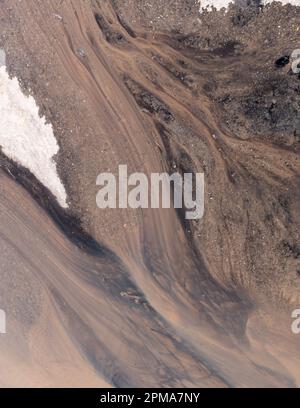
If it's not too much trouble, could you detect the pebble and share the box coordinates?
[53,13,63,21]
[275,55,289,68]
[76,48,86,58]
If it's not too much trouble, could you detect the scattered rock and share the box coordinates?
[53,13,63,22]
[75,48,86,58]
[275,55,290,68]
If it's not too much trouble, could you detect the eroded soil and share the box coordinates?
[0,0,299,387]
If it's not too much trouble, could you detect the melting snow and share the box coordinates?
[0,61,68,208]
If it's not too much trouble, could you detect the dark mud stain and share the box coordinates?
[211,41,241,58]
[214,69,300,146]
[151,52,195,89]
[115,12,136,38]
[241,75,300,142]
[0,153,115,258]
[51,288,133,387]
[124,75,174,123]
[253,362,295,388]
[281,240,300,259]
[94,12,128,45]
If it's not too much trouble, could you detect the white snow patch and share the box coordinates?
[199,0,300,12]
[0,64,68,208]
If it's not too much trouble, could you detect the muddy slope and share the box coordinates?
[0,0,299,387]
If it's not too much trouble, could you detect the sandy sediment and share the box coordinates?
[0,0,299,387]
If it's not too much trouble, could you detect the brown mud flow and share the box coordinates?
[0,0,299,387]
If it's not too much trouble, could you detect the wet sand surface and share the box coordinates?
[0,0,300,387]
